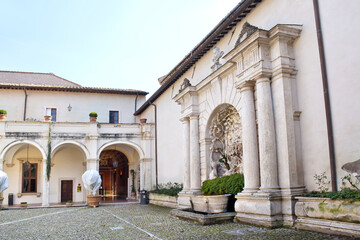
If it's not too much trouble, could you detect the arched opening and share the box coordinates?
[51,142,87,204]
[98,142,141,201]
[1,141,45,205]
[206,104,243,179]
[99,150,129,200]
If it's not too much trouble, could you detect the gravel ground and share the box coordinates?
[0,203,353,240]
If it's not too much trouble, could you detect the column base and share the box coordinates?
[235,187,306,228]
[234,191,283,228]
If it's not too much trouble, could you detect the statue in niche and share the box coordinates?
[209,105,243,179]
[235,22,258,47]
[211,46,224,72]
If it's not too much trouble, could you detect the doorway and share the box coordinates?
[61,180,73,203]
[99,150,128,200]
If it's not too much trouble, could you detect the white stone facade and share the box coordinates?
[0,87,155,206]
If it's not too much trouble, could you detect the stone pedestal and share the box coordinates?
[234,192,283,228]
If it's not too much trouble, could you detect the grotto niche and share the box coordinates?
[209,104,243,179]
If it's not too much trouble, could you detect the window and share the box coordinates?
[46,108,57,122]
[109,111,119,123]
[22,162,37,193]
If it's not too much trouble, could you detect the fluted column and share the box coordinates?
[180,117,190,192]
[238,80,260,192]
[189,114,201,192]
[256,77,279,191]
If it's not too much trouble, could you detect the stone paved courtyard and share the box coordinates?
[0,203,352,239]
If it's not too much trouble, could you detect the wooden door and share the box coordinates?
[61,180,73,203]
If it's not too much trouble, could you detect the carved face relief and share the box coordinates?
[209,105,242,179]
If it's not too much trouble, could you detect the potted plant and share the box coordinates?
[66,200,73,207]
[130,170,136,198]
[82,170,102,208]
[89,112,98,122]
[20,202,28,209]
[191,173,244,213]
[0,109,7,120]
[140,118,147,124]
[295,172,360,237]
[149,182,183,208]
[44,115,52,122]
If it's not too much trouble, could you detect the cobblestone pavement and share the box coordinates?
[0,203,352,240]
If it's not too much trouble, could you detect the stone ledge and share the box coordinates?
[295,216,360,238]
[171,208,236,225]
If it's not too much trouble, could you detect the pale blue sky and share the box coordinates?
[0,0,240,96]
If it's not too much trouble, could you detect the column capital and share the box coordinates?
[189,113,200,119]
[180,117,189,123]
[140,158,152,163]
[236,80,256,92]
[87,158,99,163]
[255,76,271,84]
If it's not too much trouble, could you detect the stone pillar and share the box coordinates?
[42,159,50,207]
[140,158,152,190]
[189,114,200,193]
[0,158,3,171]
[181,117,190,193]
[256,77,279,191]
[238,80,259,192]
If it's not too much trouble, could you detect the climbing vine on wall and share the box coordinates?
[46,123,52,181]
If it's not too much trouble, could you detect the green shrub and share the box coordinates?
[89,112,98,117]
[201,173,244,195]
[303,188,360,203]
[0,109,7,115]
[150,182,183,196]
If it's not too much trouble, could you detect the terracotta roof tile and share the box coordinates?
[0,70,81,87]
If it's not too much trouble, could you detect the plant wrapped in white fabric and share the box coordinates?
[0,170,9,195]
[82,170,102,196]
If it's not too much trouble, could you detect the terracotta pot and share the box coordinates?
[90,117,97,122]
[87,195,101,208]
[44,115,52,122]
[0,114,6,120]
[140,118,147,124]
[20,204,28,209]
[66,202,73,207]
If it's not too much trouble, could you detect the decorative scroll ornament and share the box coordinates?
[235,22,258,47]
[209,105,243,179]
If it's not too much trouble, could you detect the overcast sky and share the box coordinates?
[0,0,240,96]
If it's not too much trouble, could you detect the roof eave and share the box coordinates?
[134,0,261,116]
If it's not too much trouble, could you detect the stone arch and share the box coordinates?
[97,141,144,160]
[51,140,90,160]
[0,140,46,163]
[205,103,243,179]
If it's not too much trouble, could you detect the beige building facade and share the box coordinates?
[0,71,156,206]
[135,0,360,227]
[0,0,359,230]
